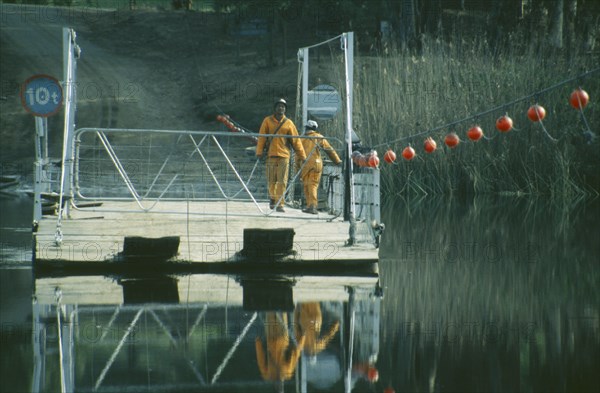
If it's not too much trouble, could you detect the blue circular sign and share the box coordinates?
[20,74,63,117]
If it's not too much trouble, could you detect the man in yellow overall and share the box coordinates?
[296,120,342,214]
[256,98,306,212]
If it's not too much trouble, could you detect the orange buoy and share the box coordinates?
[368,154,380,167]
[383,388,396,393]
[367,366,379,382]
[496,114,513,132]
[424,137,437,153]
[570,88,589,109]
[445,132,460,148]
[383,149,396,163]
[216,114,224,122]
[467,126,484,141]
[358,155,368,167]
[402,146,415,161]
[527,104,546,122]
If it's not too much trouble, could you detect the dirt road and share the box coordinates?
[1,4,152,170]
[1,3,303,174]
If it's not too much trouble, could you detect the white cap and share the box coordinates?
[305,120,318,130]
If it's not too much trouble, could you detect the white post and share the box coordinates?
[347,32,354,132]
[302,47,309,132]
[42,117,49,172]
[60,27,78,218]
[343,33,357,243]
[33,116,45,223]
[55,28,79,244]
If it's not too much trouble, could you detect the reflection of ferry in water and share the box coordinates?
[0,175,20,191]
[32,274,382,392]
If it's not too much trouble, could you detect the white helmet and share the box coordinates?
[274,98,287,108]
[305,120,318,130]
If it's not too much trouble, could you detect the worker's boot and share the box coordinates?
[303,206,317,214]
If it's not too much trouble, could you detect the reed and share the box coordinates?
[355,35,600,198]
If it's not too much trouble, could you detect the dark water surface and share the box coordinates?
[1,195,598,392]
[378,196,599,393]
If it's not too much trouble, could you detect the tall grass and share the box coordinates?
[355,35,600,199]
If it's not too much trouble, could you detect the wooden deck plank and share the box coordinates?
[34,200,379,273]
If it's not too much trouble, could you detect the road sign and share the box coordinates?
[20,74,63,117]
[307,84,342,120]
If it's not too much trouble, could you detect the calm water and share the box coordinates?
[1,194,599,393]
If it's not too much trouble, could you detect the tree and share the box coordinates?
[488,0,525,53]
[548,0,564,49]
[579,0,600,52]
[399,0,417,48]
[564,0,577,56]
[419,0,442,36]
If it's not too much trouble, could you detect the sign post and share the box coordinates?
[20,74,63,223]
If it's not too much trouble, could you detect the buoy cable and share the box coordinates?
[372,67,599,149]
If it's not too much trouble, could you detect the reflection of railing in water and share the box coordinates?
[32,276,382,393]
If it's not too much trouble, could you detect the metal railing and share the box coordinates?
[53,127,383,245]
[71,127,347,217]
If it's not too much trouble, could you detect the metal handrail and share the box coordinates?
[70,127,346,218]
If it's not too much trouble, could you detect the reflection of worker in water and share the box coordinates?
[255,312,306,382]
[294,302,340,356]
[296,120,342,215]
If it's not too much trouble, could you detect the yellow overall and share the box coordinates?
[297,131,341,210]
[256,116,306,208]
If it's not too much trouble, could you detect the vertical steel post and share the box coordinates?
[42,117,49,172]
[343,33,357,244]
[302,47,309,132]
[60,27,78,218]
[33,117,45,222]
[55,28,79,244]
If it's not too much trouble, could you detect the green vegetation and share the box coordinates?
[356,36,600,198]
[3,0,598,198]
